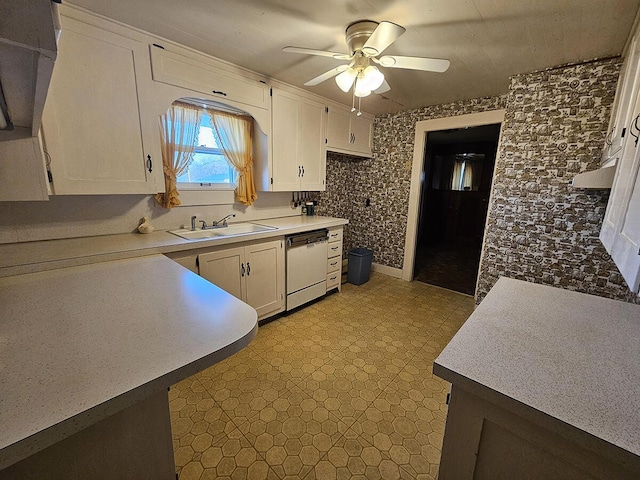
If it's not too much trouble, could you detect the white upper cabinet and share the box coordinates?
[149,45,270,110]
[269,87,326,191]
[42,11,163,195]
[602,35,640,166]
[601,88,640,294]
[326,104,373,157]
[600,26,640,295]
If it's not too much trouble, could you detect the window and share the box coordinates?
[450,153,484,191]
[177,114,235,188]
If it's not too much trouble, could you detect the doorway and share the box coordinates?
[401,110,505,295]
[413,125,500,294]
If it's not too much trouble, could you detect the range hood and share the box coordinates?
[571,164,617,189]
[0,0,59,142]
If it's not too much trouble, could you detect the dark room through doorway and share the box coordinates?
[413,124,500,295]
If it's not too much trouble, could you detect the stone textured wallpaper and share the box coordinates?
[318,57,640,305]
[317,96,507,268]
[477,58,640,304]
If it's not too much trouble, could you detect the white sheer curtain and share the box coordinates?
[155,102,203,208]
[451,160,464,190]
[462,161,473,190]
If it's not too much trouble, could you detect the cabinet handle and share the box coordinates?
[630,114,640,146]
[301,165,304,176]
[330,261,338,266]
[241,263,245,277]
[247,262,251,276]
[298,166,302,177]
[329,275,337,281]
[146,154,153,173]
[212,90,227,96]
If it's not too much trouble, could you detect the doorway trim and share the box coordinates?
[402,110,506,282]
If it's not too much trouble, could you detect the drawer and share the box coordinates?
[327,257,341,273]
[328,228,343,244]
[327,242,342,259]
[326,271,340,290]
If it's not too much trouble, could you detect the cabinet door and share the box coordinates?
[350,115,373,155]
[606,35,640,161]
[150,47,270,109]
[326,106,353,151]
[42,16,162,194]
[601,91,640,294]
[244,239,285,318]
[198,247,246,301]
[300,97,327,191]
[271,89,302,191]
[0,134,49,201]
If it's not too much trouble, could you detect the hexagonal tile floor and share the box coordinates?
[170,273,474,479]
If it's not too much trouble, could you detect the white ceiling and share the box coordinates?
[67,0,640,115]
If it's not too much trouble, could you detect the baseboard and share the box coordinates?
[342,258,403,279]
[372,263,403,278]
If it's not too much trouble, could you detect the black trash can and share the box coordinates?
[347,248,373,285]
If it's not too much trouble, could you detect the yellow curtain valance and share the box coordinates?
[208,110,257,206]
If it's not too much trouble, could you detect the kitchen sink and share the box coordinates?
[169,223,277,240]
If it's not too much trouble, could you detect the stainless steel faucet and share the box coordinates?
[190,216,197,231]
[212,214,236,227]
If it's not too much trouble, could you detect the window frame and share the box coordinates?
[176,112,236,191]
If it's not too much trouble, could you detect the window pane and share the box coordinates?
[197,115,218,149]
[177,152,234,184]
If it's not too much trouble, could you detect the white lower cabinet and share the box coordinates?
[41,10,162,195]
[198,239,285,319]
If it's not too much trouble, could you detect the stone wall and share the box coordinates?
[477,57,639,304]
[317,96,507,268]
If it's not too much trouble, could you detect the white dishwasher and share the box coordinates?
[286,229,328,310]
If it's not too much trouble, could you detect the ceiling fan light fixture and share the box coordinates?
[361,65,384,91]
[354,77,371,97]
[335,67,357,92]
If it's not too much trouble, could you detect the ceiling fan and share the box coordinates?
[283,20,450,102]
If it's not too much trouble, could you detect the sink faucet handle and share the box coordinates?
[213,213,236,227]
[223,214,236,226]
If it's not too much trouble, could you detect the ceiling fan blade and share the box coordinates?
[283,46,352,60]
[361,21,406,56]
[373,79,390,94]
[304,64,350,86]
[377,55,450,72]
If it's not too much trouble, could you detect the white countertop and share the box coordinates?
[0,215,348,278]
[434,277,640,461]
[0,255,258,469]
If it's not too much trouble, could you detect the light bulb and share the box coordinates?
[362,66,384,91]
[354,77,371,97]
[335,68,357,93]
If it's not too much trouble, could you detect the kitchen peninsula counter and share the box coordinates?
[0,215,348,278]
[434,277,640,480]
[0,255,258,478]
